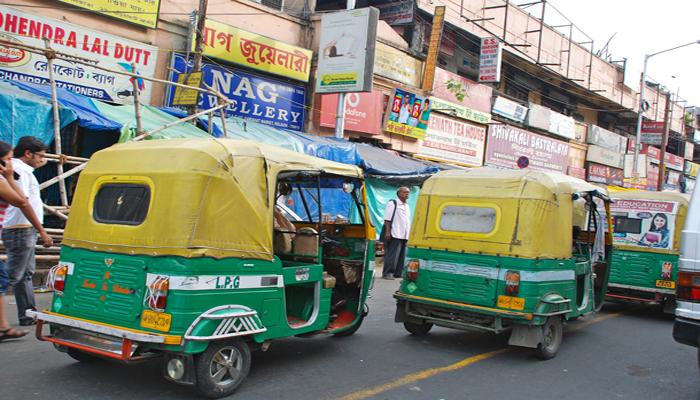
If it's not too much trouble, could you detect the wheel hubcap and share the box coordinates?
[210,347,243,386]
[544,325,554,347]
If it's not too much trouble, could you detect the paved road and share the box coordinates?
[1,276,698,400]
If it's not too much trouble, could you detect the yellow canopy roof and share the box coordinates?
[63,139,363,260]
[410,168,608,259]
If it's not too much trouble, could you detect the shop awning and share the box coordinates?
[356,143,440,179]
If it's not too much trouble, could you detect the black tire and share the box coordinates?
[66,348,103,363]
[697,347,700,372]
[333,314,364,337]
[534,317,563,360]
[403,321,433,336]
[194,339,251,399]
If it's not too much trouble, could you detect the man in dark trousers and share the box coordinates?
[382,187,411,279]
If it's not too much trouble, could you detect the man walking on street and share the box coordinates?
[3,136,53,326]
[382,187,411,279]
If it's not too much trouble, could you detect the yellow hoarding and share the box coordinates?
[172,72,202,106]
[59,0,161,29]
[199,18,313,82]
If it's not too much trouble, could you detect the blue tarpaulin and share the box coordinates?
[287,131,361,166]
[356,143,440,177]
[9,81,122,132]
[0,81,77,146]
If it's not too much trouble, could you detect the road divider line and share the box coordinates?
[335,311,625,400]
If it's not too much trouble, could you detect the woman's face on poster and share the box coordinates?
[653,215,666,229]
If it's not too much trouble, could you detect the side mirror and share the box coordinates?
[342,182,355,194]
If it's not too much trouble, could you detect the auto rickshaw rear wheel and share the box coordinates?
[534,317,563,360]
[403,321,433,336]
[194,339,251,399]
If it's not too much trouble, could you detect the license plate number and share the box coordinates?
[655,280,676,289]
[497,295,525,311]
[140,310,172,332]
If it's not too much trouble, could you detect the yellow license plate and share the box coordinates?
[655,280,676,289]
[140,310,172,332]
[497,295,525,311]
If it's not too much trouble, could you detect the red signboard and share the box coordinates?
[627,139,662,164]
[485,124,570,173]
[432,68,493,114]
[642,121,665,133]
[587,163,623,186]
[319,90,384,135]
[665,153,685,171]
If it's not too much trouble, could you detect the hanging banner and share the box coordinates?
[478,37,502,83]
[58,0,160,29]
[374,42,423,87]
[384,87,432,139]
[485,124,569,173]
[319,90,384,134]
[166,54,306,131]
[199,18,313,82]
[432,68,492,114]
[492,96,528,123]
[0,6,158,104]
[316,7,378,93]
[376,1,414,25]
[417,114,486,166]
[610,198,678,250]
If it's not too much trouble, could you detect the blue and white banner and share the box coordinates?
[166,54,307,132]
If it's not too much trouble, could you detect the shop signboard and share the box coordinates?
[587,144,624,169]
[685,161,700,178]
[384,87,432,139]
[316,7,379,93]
[417,114,486,166]
[641,121,664,146]
[199,18,313,82]
[375,1,414,25]
[59,0,160,28]
[166,54,306,131]
[646,163,660,191]
[0,6,158,104]
[485,124,569,173]
[587,163,624,187]
[665,153,685,172]
[373,42,423,87]
[686,142,695,160]
[319,90,384,134]
[587,124,627,153]
[492,96,528,123]
[526,103,576,140]
[429,97,490,125]
[432,68,492,114]
[478,37,502,83]
[610,198,678,250]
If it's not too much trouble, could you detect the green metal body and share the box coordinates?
[607,248,678,302]
[52,240,374,355]
[394,247,600,333]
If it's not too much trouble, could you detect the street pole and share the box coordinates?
[658,90,672,191]
[334,0,357,139]
[189,0,209,116]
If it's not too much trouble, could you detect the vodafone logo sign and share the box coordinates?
[0,34,29,66]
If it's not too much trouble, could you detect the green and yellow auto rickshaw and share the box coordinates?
[606,189,690,312]
[28,139,376,398]
[394,168,613,359]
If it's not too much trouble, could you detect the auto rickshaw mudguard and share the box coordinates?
[181,305,267,354]
[534,293,572,321]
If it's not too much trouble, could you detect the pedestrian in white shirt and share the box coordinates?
[3,136,53,326]
[381,187,411,279]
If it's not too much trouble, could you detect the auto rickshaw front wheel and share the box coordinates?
[194,339,251,399]
[534,317,563,360]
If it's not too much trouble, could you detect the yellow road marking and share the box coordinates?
[335,312,625,400]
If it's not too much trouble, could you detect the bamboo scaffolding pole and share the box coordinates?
[44,153,89,162]
[39,163,87,190]
[44,39,68,207]
[43,204,68,220]
[133,103,228,141]
[130,63,144,135]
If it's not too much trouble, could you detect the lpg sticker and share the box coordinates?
[295,267,310,281]
[151,274,284,290]
[215,276,241,289]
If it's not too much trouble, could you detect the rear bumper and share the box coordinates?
[673,317,700,348]
[607,283,675,298]
[27,310,182,361]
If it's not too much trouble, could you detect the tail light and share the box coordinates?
[406,259,420,281]
[677,271,700,301]
[146,276,169,311]
[505,271,520,296]
[48,264,68,293]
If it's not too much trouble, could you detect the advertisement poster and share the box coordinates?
[610,198,678,250]
[0,6,158,104]
[59,0,160,28]
[384,88,432,139]
[319,90,384,134]
[418,114,486,166]
[492,96,528,123]
[316,7,378,93]
[166,54,306,131]
[485,124,569,173]
[432,67,493,115]
[199,18,313,82]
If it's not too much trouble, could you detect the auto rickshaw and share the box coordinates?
[606,189,690,312]
[28,139,376,398]
[393,168,613,359]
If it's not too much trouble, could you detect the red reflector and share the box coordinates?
[406,260,420,281]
